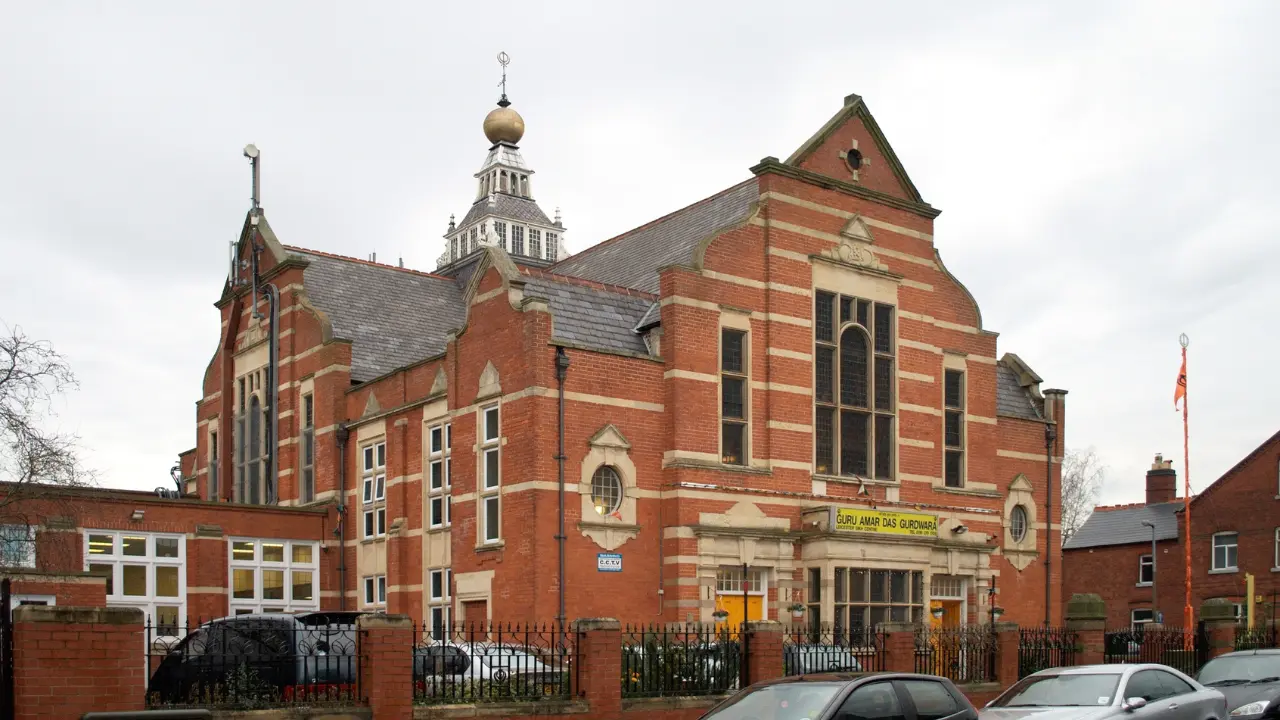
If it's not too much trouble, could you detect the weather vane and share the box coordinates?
[497,51,510,105]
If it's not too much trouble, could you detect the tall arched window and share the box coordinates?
[248,396,262,505]
[815,292,895,479]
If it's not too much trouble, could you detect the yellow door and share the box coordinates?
[715,595,763,636]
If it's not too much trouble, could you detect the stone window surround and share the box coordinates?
[942,354,967,489]
[233,365,271,505]
[1003,474,1039,571]
[578,424,639,551]
[362,574,387,608]
[477,403,503,548]
[428,567,452,640]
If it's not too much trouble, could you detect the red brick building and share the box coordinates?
[1063,430,1280,629]
[2,89,1068,634]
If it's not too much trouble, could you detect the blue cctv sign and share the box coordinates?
[597,553,622,572]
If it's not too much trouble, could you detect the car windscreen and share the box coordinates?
[702,681,845,720]
[1199,655,1280,686]
[989,673,1122,708]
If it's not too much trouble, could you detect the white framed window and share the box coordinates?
[511,225,525,256]
[428,568,452,640]
[715,566,766,594]
[547,232,559,260]
[529,228,542,258]
[494,221,507,250]
[363,575,386,608]
[590,466,623,517]
[1212,532,1238,572]
[228,538,319,615]
[1009,505,1029,543]
[208,427,220,501]
[361,441,387,539]
[943,370,965,487]
[1139,554,1154,586]
[0,525,36,569]
[85,530,185,636]
[300,394,314,504]
[428,422,452,529]
[1274,528,1280,569]
[1132,608,1154,626]
[480,405,501,544]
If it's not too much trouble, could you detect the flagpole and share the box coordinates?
[1180,333,1193,641]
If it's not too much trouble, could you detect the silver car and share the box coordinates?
[980,664,1227,720]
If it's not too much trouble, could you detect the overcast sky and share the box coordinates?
[1,1,1277,506]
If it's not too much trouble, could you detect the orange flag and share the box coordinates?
[1174,356,1187,410]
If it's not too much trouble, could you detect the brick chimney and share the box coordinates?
[1146,454,1177,505]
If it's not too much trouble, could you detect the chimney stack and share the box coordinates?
[1146,453,1177,505]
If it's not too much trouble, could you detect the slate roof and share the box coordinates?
[551,180,757,293]
[523,277,653,356]
[995,361,1044,421]
[458,193,552,228]
[292,250,466,382]
[1062,501,1182,550]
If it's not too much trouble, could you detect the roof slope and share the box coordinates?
[1063,501,1181,550]
[459,193,552,228]
[293,250,466,382]
[524,276,652,356]
[995,361,1044,421]
[551,180,757,293]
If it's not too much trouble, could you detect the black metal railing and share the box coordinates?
[1234,624,1277,651]
[1104,625,1206,676]
[782,624,885,675]
[914,625,997,684]
[413,623,571,705]
[621,625,742,697]
[1019,627,1078,678]
[145,616,360,710]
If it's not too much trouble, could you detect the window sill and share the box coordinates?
[475,541,505,553]
[1209,568,1238,575]
[1136,582,1152,588]
[360,536,387,545]
[934,485,1002,499]
[428,525,451,534]
[813,473,898,487]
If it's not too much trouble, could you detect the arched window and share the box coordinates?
[248,396,262,504]
[814,292,895,479]
[1010,505,1028,543]
[591,466,623,516]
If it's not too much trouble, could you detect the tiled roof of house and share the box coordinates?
[550,180,757,293]
[1062,501,1182,550]
[291,249,466,382]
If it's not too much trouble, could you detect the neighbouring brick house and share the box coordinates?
[1063,429,1280,630]
[1,88,1068,635]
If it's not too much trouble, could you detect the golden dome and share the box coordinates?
[483,103,525,145]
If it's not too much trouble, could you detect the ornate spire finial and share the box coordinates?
[497,51,511,107]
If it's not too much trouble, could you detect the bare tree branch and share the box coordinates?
[1061,447,1105,545]
[0,323,96,526]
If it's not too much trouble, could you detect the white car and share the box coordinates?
[980,664,1227,720]
[415,642,565,699]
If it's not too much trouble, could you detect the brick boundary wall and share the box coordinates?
[12,605,145,720]
[11,595,1262,720]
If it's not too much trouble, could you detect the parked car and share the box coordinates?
[148,611,387,706]
[784,644,865,674]
[1196,648,1280,718]
[699,672,979,720]
[980,664,1227,720]
[415,641,566,696]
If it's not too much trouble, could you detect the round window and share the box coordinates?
[1010,505,1029,543]
[591,466,623,517]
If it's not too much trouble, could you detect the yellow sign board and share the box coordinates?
[834,507,938,537]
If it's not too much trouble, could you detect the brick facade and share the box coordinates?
[1064,430,1280,629]
[1,92,1067,635]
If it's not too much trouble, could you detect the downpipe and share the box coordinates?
[555,348,570,639]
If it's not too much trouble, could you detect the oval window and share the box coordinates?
[591,466,623,517]
[1010,505,1029,543]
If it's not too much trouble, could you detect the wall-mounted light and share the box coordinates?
[130,509,145,522]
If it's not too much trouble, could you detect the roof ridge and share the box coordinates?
[285,245,452,281]
[549,178,755,269]
[521,266,659,300]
